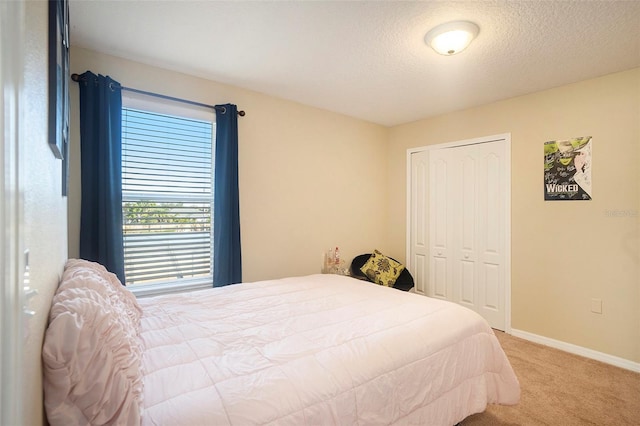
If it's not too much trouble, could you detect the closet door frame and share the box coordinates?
[406,133,512,333]
[1,0,26,423]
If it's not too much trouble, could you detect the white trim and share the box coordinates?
[404,151,412,277]
[511,329,640,373]
[0,1,25,424]
[406,133,511,155]
[503,136,512,334]
[406,133,512,332]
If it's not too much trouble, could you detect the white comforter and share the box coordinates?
[138,274,519,425]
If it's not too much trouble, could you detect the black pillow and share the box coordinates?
[350,253,414,292]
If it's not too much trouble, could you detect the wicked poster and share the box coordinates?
[544,136,592,201]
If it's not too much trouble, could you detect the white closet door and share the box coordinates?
[475,141,507,330]
[427,148,454,301]
[409,151,429,294]
[411,137,509,330]
[452,148,479,312]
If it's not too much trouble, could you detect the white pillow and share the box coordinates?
[42,259,143,426]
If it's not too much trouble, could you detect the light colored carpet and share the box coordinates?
[464,331,640,425]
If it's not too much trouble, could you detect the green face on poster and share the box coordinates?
[544,136,592,201]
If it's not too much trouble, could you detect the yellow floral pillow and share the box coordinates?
[360,250,405,287]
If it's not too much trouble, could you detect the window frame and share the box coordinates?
[121,92,216,297]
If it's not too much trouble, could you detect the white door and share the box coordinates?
[1,0,26,424]
[409,150,429,294]
[409,136,510,330]
[426,147,454,301]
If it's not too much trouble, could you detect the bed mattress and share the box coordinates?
[137,274,520,425]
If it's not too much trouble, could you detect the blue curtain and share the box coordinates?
[213,104,242,286]
[77,71,125,284]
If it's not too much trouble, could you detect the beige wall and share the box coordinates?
[387,68,640,363]
[69,47,390,283]
[23,2,70,425]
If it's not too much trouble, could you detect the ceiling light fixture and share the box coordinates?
[424,21,479,56]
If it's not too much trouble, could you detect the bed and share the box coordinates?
[42,259,520,425]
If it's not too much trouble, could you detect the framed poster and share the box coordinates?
[544,136,592,201]
[48,0,70,163]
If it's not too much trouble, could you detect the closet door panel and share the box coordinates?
[413,253,427,294]
[454,151,478,308]
[432,257,449,299]
[477,143,506,330]
[428,150,452,300]
[459,260,476,307]
[410,151,429,295]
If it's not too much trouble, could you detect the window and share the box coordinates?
[121,105,215,290]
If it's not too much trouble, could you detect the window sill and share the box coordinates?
[128,278,213,298]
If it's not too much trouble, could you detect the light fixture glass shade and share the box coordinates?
[425,21,479,55]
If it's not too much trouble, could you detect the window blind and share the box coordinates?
[122,108,214,285]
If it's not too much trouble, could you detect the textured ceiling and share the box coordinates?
[69,1,640,127]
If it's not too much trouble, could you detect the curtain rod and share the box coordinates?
[71,73,246,117]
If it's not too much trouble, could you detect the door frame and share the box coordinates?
[1,1,25,424]
[406,133,512,333]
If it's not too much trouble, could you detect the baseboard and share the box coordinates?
[510,329,640,373]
